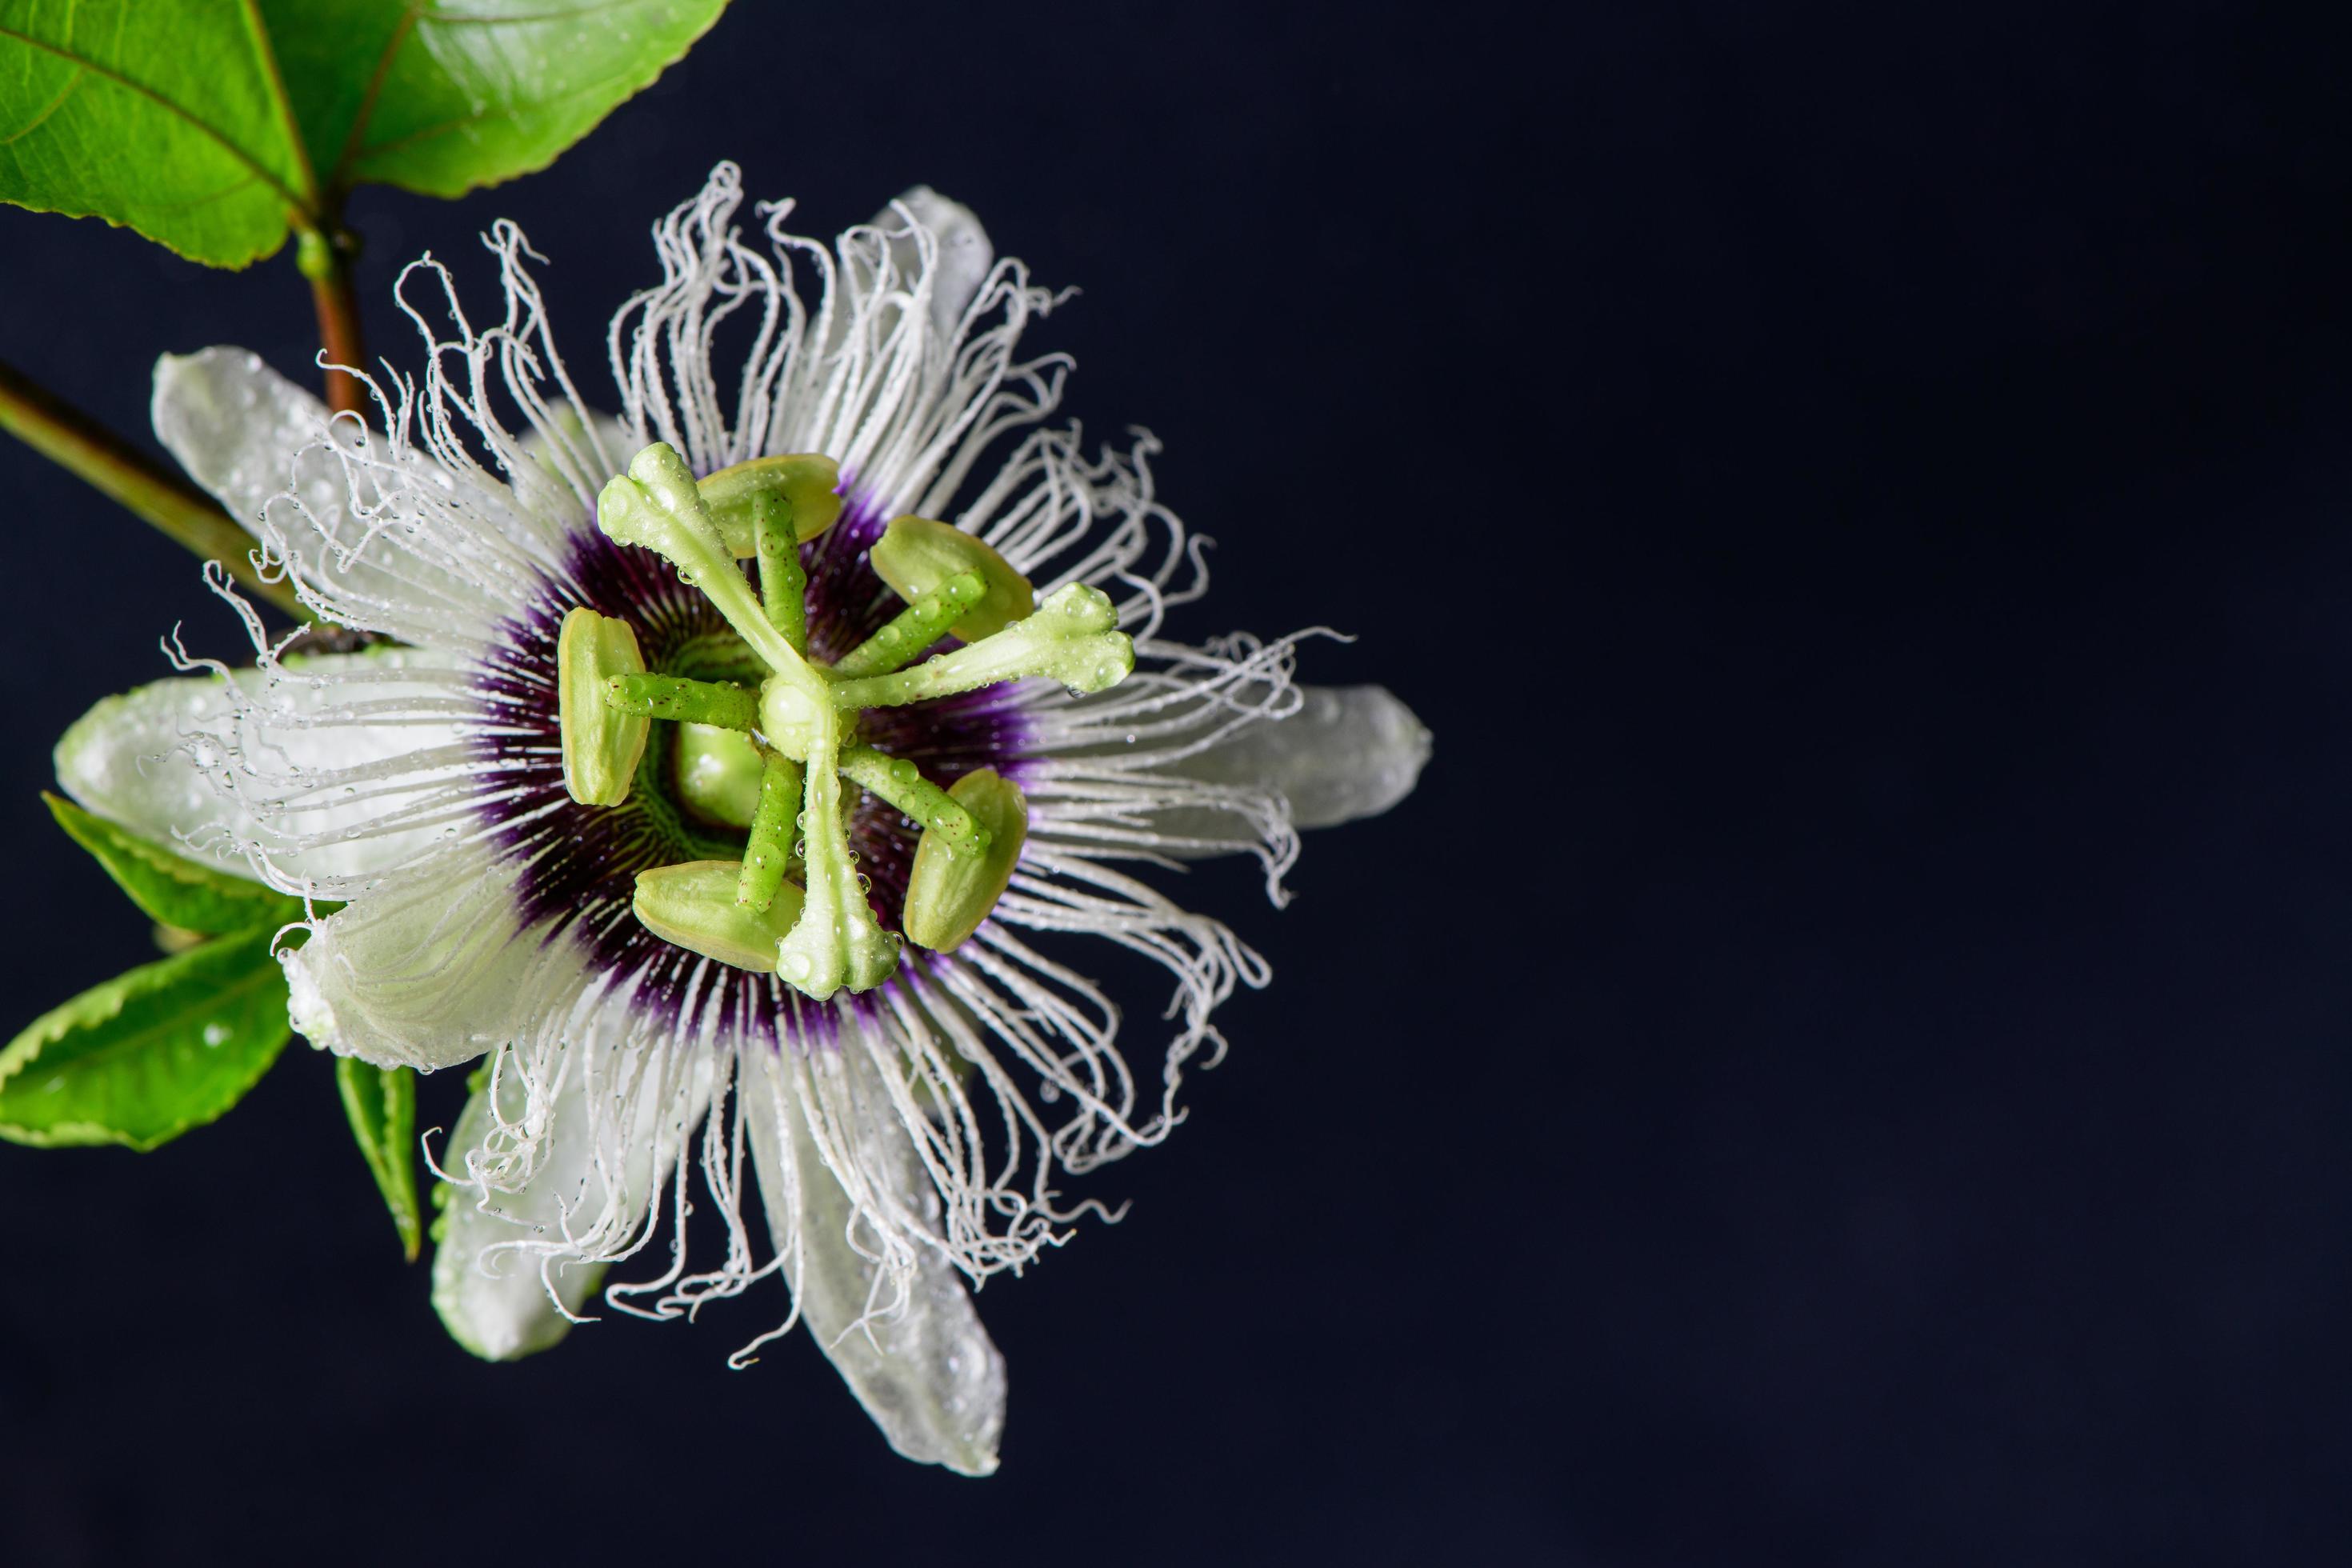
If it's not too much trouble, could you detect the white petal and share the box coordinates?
[746,1046,1007,1475]
[282,842,547,1072]
[882,187,994,333]
[1165,682,1432,830]
[54,651,469,883]
[434,1026,717,1361]
[151,348,519,641]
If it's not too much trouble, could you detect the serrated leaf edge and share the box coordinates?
[0,928,293,1151]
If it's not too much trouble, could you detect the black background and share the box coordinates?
[6,2,2352,1563]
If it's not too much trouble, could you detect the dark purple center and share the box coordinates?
[462,502,1032,1039]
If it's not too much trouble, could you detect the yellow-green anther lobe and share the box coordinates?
[869,516,1035,641]
[833,570,985,678]
[556,607,650,806]
[826,582,1134,710]
[634,861,806,973]
[752,492,807,654]
[674,724,767,828]
[838,746,990,859]
[604,673,760,729]
[903,769,1030,953]
[698,454,842,555]
[736,753,804,914]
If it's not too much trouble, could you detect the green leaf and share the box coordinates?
[0,0,728,267]
[0,925,292,1150]
[44,791,303,935]
[335,1055,422,1261]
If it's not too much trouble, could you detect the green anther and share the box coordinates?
[838,745,990,859]
[826,582,1135,710]
[674,723,767,829]
[870,516,1036,642]
[903,769,1030,954]
[752,492,807,654]
[604,672,760,729]
[833,570,985,678]
[773,715,901,1001]
[557,607,651,807]
[736,753,805,914]
[598,443,822,694]
[698,453,842,556]
[634,860,806,974]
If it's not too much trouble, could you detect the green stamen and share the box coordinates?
[736,752,805,914]
[634,860,806,973]
[833,570,986,678]
[903,769,1030,954]
[598,443,823,698]
[870,515,1035,641]
[838,745,991,859]
[826,582,1134,710]
[605,673,760,729]
[557,608,651,806]
[698,453,842,556]
[752,493,807,654]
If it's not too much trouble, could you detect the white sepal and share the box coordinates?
[1161,682,1431,831]
[282,841,549,1071]
[54,652,470,885]
[434,1021,718,1360]
[746,1042,1007,1476]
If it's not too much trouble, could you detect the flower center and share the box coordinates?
[554,442,1134,1002]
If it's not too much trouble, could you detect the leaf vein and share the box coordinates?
[1,65,83,147]
[0,23,314,218]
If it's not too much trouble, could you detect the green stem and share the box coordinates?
[0,357,306,618]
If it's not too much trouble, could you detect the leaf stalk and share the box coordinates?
[0,357,306,617]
